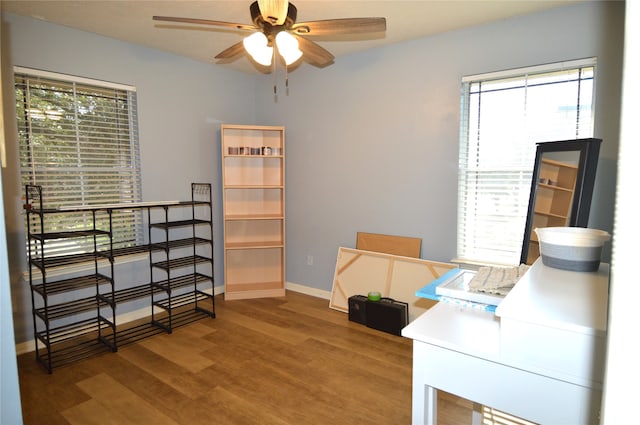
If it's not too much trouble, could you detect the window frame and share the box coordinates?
[456,58,596,267]
[15,66,143,259]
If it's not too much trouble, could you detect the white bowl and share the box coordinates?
[535,227,610,272]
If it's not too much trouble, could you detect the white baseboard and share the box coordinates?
[286,281,331,300]
[16,340,35,356]
[16,283,327,355]
[16,285,225,355]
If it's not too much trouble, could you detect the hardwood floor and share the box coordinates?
[17,291,474,425]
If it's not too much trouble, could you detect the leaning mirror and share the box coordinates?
[520,138,601,265]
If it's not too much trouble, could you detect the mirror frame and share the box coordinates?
[520,138,602,265]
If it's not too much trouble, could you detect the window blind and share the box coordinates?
[457,59,595,266]
[15,68,143,257]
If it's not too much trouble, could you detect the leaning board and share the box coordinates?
[329,247,456,321]
[356,232,421,258]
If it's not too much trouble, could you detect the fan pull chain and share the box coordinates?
[285,64,289,96]
[270,46,293,101]
[273,47,278,102]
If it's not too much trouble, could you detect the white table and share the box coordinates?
[402,259,609,425]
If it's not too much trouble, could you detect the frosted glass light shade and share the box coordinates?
[275,31,302,65]
[258,0,289,25]
[243,32,273,66]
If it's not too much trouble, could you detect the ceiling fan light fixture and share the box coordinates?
[243,32,273,66]
[258,0,289,25]
[154,1,386,71]
[275,31,302,65]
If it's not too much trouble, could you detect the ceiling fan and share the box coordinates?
[153,0,386,70]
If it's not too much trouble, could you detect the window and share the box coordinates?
[457,58,595,266]
[15,67,142,257]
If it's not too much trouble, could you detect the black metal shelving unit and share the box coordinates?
[25,185,117,372]
[149,183,216,333]
[24,183,216,373]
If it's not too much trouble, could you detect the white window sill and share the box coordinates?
[451,258,519,271]
[21,252,149,284]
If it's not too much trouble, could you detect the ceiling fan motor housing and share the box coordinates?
[251,1,297,32]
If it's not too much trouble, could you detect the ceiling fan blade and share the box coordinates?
[215,41,246,60]
[291,17,386,36]
[294,35,334,67]
[153,16,257,31]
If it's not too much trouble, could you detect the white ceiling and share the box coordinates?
[2,0,583,73]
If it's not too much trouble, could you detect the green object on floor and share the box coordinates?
[367,291,381,302]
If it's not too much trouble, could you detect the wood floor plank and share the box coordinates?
[115,343,213,400]
[17,355,92,425]
[63,373,179,425]
[139,329,216,373]
[62,399,140,425]
[18,292,476,425]
[215,307,309,345]
[201,321,315,367]
[201,386,291,425]
[199,357,392,425]
[92,348,215,425]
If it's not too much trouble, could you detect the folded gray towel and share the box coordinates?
[468,264,530,296]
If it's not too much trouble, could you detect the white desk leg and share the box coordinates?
[412,382,437,425]
[425,385,437,425]
[412,341,438,425]
[471,403,483,425]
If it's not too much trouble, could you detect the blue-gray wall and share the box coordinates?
[1,0,623,348]
[1,161,22,425]
[1,12,256,343]
[258,1,623,292]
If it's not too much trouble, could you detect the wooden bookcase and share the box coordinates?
[221,124,286,300]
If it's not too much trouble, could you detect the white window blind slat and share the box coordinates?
[16,68,143,257]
